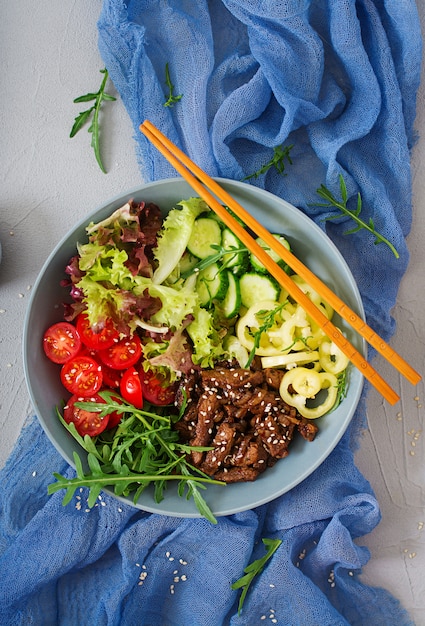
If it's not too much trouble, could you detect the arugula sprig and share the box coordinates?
[244,303,288,369]
[181,243,249,279]
[49,390,223,523]
[314,174,399,258]
[70,68,116,173]
[231,538,282,615]
[243,144,293,181]
[163,63,182,107]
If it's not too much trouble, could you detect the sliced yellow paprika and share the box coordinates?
[319,338,349,375]
[279,367,338,419]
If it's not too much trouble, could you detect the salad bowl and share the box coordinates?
[23,177,365,518]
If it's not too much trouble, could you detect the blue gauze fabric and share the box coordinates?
[0,1,422,625]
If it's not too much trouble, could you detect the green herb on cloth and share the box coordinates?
[231,538,282,615]
[243,144,293,181]
[48,389,223,524]
[314,175,399,258]
[70,68,116,173]
[163,63,182,107]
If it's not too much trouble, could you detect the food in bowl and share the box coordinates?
[24,179,364,521]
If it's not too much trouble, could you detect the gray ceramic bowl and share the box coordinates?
[23,178,365,518]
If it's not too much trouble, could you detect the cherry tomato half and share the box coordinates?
[141,368,177,406]
[120,367,143,409]
[98,335,143,370]
[43,322,82,364]
[76,313,119,351]
[60,355,103,397]
[63,393,109,437]
[101,363,124,389]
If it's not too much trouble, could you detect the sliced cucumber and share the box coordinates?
[196,263,229,306]
[221,228,249,274]
[250,234,291,274]
[239,273,280,308]
[187,217,222,259]
[208,206,245,227]
[220,271,241,318]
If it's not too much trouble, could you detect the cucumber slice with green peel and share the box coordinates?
[221,228,249,274]
[187,217,222,259]
[220,271,241,318]
[250,234,291,274]
[208,206,245,227]
[239,273,280,308]
[196,263,229,306]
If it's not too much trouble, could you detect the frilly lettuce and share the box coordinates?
[72,197,230,378]
[186,306,227,369]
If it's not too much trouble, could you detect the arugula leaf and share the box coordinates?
[231,538,282,615]
[314,174,399,258]
[163,63,183,107]
[243,144,293,181]
[244,303,287,368]
[70,68,116,173]
[49,392,224,524]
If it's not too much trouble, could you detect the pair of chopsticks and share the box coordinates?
[140,119,421,405]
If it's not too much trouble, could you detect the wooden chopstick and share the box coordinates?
[140,120,416,405]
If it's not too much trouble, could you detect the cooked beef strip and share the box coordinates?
[175,363,318,483]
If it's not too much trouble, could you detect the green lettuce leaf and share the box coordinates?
[152,197,208,285]
[186,306,227,368]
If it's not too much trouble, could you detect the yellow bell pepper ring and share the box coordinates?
[236,300,291,356]
[318,338,349,375]
[279,367,338,419]
[290,274,334,320]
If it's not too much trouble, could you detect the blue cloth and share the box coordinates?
[0,1,422,624]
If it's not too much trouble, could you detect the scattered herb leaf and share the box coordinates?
[335,367,348,408]
[231,538,282,615]
[49,390,223,523]
[243,144,293,181]
[245,303,287,369]
[163,63,182,107]
[314,174,399,258]
[181,243,249,279]
[70,68,116,173]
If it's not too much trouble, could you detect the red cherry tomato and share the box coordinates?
[63,393,109,437]
[76,313,119,350]
[141,368,177,406]
[98,335,142,370]
[120,367,143,409]
[60,355,103,397]
[101,363,124,389]
[43,322,82,364]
